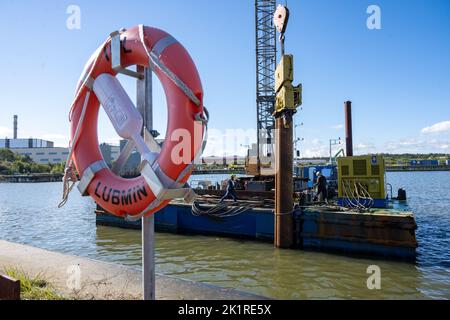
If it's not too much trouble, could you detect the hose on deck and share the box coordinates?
[340,180,374,210]
[191,201,258,218]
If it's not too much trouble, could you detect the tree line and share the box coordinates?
[0,149,65,175]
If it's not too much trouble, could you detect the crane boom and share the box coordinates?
[254,0,277,175]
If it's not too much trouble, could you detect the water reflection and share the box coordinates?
[0,172,449,299]
[95,225,425,299]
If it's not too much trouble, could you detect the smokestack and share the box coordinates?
[344,101,353,157]
[13,115,18,139]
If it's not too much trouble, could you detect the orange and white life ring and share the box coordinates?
[65,25,208,220]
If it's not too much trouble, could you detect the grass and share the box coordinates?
[3,267,67,300]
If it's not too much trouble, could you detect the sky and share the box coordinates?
[0,0,449,157]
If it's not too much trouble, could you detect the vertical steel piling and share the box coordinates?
[274,116,294,248]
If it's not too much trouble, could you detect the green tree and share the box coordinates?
[11,160,30,174]
[0,162,12,175]
[0,148,17,162]
[22,155,34,164]
[50,162,66,174]
[29,163,50,173]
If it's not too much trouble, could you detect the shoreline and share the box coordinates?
[386,166,450,172]
[1,168,449,184]
[0,173,63,183]
[0,240,268,300]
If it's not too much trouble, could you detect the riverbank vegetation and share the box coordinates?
[2,266,140,300]
[382,153,449,165]
[4,267,67,300]
[0,149,65,175]
[301,153,449,164]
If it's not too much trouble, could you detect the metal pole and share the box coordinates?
[142,214,155,300]
[293,124,298,160]
[329,139,332,164]
[137,66,155,300]
[13,115,18,139]
[274,116,294,248]
[345,101,353,157]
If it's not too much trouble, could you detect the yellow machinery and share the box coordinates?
[245,55,302,176]
[274,55,302,115]
[337,155,387,208]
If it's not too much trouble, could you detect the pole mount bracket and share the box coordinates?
[110,30,144,80]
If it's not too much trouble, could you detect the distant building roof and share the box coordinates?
[0,138,54,149]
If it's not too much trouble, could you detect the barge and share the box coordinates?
[95,150,418,262]
[96,198,417,261]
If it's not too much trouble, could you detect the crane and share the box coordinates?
[249,0,277,176]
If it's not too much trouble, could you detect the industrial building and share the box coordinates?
[99,141,133,168]
[13,147,69,164]
[1,115,68,164]
[0,138,54,149]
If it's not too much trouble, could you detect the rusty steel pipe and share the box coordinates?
[274,116,294,248]
[345,101,353,157]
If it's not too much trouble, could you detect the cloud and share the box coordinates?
[41,133,70,147]
[41,133,68,140]
[355,142,376,152]
[384,138,450,153]
[301,147,328,158]
[301,139,328,158]
[310,138,323,146]
[0,126,12,138]
[331,124,343,130]
[101,137,122,145]
[202,128,257,157]
[385,138,422,151]
[421,121,450,134]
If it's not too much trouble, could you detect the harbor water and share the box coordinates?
[0,172,449,299]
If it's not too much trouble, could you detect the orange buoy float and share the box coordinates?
[62,25,208,220]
